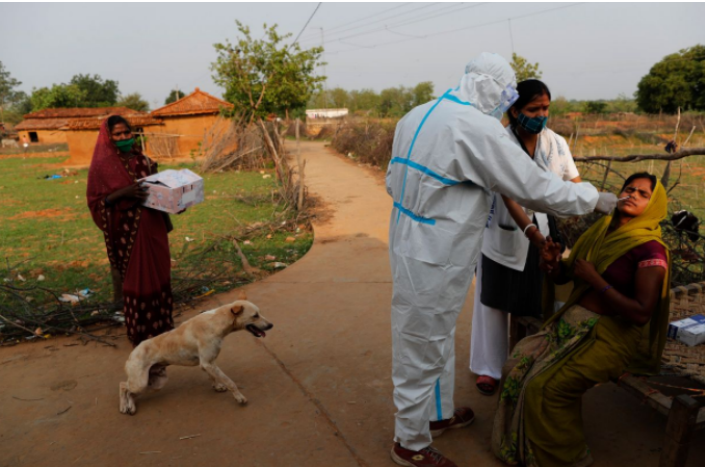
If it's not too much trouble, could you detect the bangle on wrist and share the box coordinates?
[523,223,537,237]
[599,284,613,294]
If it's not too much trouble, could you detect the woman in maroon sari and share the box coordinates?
[87,115,174,348]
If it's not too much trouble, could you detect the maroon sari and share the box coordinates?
[87,119,173,346]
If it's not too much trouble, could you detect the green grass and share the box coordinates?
[0,156,312,305]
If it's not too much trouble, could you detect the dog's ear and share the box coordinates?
[230,305,244,317]
[238,290,248,300]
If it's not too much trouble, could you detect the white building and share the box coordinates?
[305,108,349,119]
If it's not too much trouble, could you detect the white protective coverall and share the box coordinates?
[386,53,600,451]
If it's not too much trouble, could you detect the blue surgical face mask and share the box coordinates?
[517,112,548,134]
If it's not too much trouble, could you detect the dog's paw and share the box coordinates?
[212,383,228,392]
[119,401,137,415]
[234,393,248,405]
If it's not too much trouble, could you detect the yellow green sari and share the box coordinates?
[491,181,670,467]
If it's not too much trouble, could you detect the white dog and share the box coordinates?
[119,296,273,415]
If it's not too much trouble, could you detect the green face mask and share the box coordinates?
[115,138,135,153]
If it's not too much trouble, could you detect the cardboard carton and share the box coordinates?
[668,314,705,346]
[140,169,204,214]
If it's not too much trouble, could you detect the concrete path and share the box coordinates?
[1,141,703,467]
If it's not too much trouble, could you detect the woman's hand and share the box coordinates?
[573,259,601,286]
[107,182,149,204]
[527,227,546,249]
[539,237,562,272]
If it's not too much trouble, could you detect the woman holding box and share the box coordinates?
[87,115,174,349]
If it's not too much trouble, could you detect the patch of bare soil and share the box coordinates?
[9,208,77,221]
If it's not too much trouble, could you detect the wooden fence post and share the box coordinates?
[295,119,305,211]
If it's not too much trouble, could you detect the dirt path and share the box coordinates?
[1,141,703,467]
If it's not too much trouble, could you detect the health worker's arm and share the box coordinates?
[465,127,599,217]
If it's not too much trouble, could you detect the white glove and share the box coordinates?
[595,192,618,214]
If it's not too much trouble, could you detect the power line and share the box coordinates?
[326,3,586,54]
[298,2,413,41]
[320,3,488,45]
[377,2,487,32]
[309,2,443,43]
[292,2,323,46]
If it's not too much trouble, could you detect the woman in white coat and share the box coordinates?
[470,79,582,395]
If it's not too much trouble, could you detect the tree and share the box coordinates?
[583,100,608,114]
[0,61,22,124]
[510,53,543,82]
[70,74,119,107]
[349,89,380,114]
[411,81,434,107]
[607,93,637,113]
[636,45,705,113]
[378,87,410,118]
[30,84,87,111]
[4,91,32,125]
[165,89,185,104]
[212,21,325,121]
[117,92,150,112]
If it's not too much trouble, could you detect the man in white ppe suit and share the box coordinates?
[386,52,617,467]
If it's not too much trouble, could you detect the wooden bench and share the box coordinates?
[509,307,705,467]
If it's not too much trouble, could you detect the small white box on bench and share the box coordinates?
[668,314,705,346]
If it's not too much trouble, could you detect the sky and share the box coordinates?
[1,1,704,109]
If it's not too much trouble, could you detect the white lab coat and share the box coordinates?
[386,79,598,450]
[470,126,581,381]
[481,127,580,271]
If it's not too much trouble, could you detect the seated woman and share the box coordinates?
[492,172,670,467]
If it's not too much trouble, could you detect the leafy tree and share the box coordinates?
[70,74,119,107]
[349,89,380,114]
[0,61,22,124]
[307,82,435,117]
[4,91,32,125]
[411,81,434,107]
[548,96,574,116]
[510,53,543,82]
[636,45,705,113]
[165,89,186,104]
[30,84,87,111]
[607,93,637,113]
[117,92,150,112]
[378,87,411,118]
[212,21,325,121]
[583,100,608,114]
[328,87,350,109]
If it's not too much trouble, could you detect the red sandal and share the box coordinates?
[476,375,498,396]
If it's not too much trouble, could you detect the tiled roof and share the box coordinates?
[151,88,233,117]
[15,108,150,131]
[15,118,68,131]
[65,115,163,131]
[22,107,144,119]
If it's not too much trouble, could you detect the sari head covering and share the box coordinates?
[86,116,150,279]
[547,179,670,374]
[86,117,140,230]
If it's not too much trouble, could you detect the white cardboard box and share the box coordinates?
[140,169,204,214]
[668,314,705,347]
